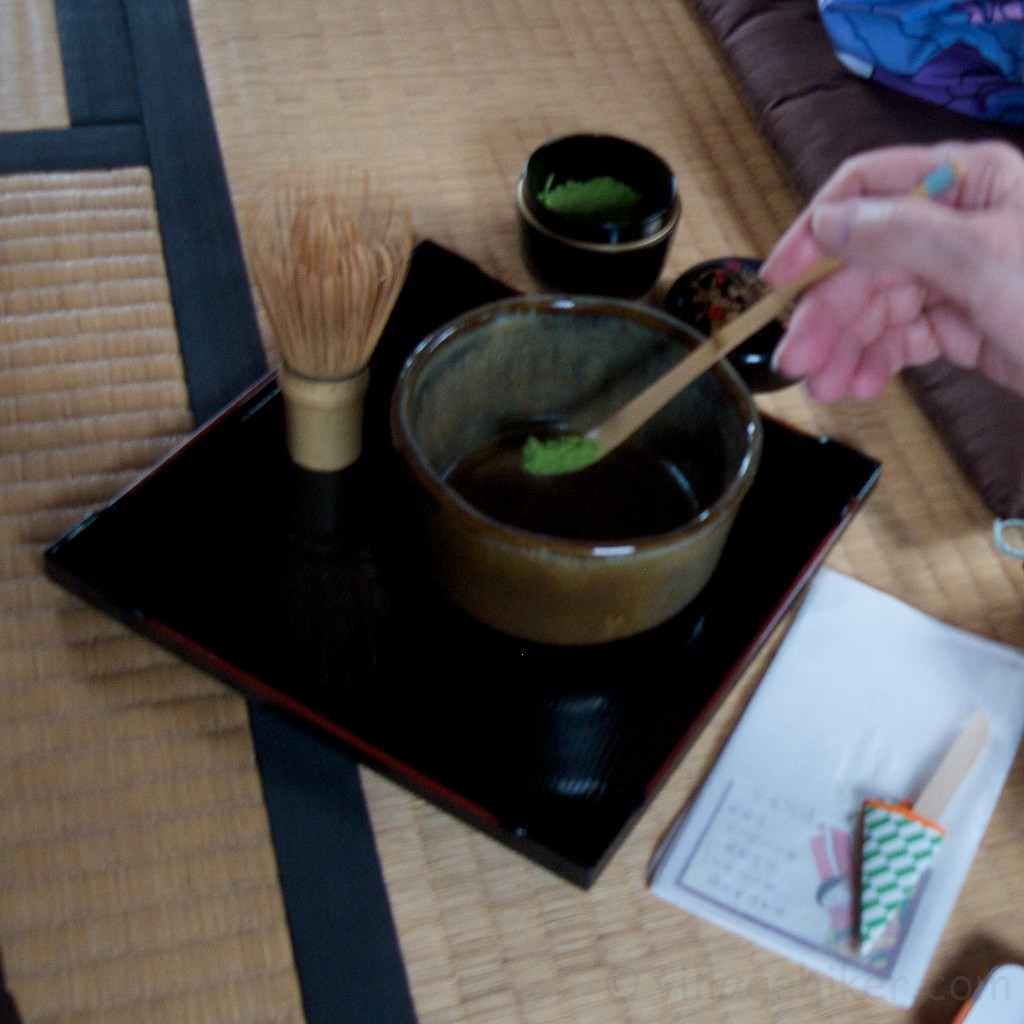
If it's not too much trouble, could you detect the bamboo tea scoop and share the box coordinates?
[522,159,960,477]
[521,254,840,476]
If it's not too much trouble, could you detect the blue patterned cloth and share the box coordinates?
[819,0,1024,122]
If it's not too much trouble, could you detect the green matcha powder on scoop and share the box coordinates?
[537,174,643,220]
[521,434,599,476]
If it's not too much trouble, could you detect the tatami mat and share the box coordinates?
[0,1,66,131]
[3,0,1024,1022]
[194,0,798,296]
[0,170,304,1023]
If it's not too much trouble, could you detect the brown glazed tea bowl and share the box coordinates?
[389,295,762,645]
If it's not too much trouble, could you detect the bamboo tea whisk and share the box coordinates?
[247,169,414,471]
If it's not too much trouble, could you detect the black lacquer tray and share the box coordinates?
[45,241,881,887]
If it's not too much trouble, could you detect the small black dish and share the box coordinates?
[517,133,680,298]
[665,256,793,393]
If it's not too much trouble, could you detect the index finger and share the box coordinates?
[763,144,966,286]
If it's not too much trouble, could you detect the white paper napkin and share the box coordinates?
[649,568,1024,1007]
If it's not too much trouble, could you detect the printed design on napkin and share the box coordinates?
[670,777,915,977]
[859,800,946,953]
[810,823,856,950]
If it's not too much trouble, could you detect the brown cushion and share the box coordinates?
[688,0,1024,517]
[903,361,1024,518]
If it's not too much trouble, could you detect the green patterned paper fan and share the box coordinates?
[859,800,945,953]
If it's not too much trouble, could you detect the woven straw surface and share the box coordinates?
[0,0,65,131]
[0,164,305,1022]
[3,0,1024,1022]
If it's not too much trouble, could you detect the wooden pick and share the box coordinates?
[914,710,990,823]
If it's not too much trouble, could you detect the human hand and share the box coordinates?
[761,141,1024,401]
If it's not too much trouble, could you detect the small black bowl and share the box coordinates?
[664,256,793,393]
[516,133,680,299]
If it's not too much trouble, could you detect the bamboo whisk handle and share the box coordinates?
[278,364,370,472]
